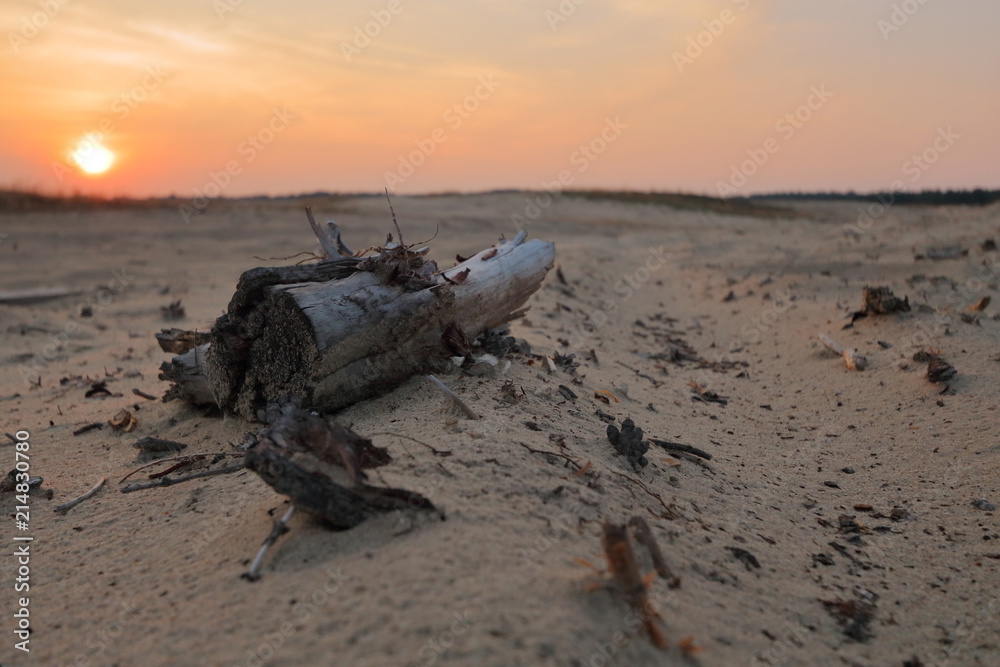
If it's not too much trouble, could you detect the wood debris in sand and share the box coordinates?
[0,285,84,304]
[108,409,137,433]
[820,589,878,642]
[585,518,690,651]
[155,328,210,354]
[818,333,867,371]
[240,400,440,579]
[158,207,554,419]
[72,422,104,436]
[1,470,43,494]
[245,505,296,581]
[968,296,991,312]
[915,245,967,261]
[53,476,106,514]
[914,349,957,389]
[118,452,244,484]
[600,521,668,648]
[132,436,188,454]
[627,516,680,588]
[861,285,910,314]
[120,461,245,493]
[426,374,479,420]
[84,381,117,398]
[607,417,712,471]
[606,418,649,470]
[160,299,185,321]
[649,438,713,461]
[688,381,728,405]
[845,285,910,327]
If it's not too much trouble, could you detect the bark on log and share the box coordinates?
[159,230,554,419]
[160,345,216,405]
[155,328,211,355]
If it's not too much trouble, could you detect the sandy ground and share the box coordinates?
[1,192,998,667]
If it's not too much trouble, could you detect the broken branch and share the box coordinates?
[649,438,712,461]
[54,477,106,514]
[818,333,867,371]
[628,516,680,587]
[426,375,479,420]
[120,463,245,493]
[518,441,583,470]
[243,505,295,581]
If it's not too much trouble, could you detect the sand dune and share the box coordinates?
[1,193,998,666]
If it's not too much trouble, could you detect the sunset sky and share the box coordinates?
[1,0,997,198]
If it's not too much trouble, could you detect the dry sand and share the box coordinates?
[1,193,998,666]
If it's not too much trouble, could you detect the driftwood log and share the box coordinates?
[159,220,555,419]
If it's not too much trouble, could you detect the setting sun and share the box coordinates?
[69,135,114,175]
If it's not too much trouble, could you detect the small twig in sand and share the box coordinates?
[147,459,199,480]
[628,516,681,587]
[818,333,867,371]
[118,452,243,484]
[71,422,103,436]
[132,388,158,401]
[601,521,668,649]
[368,431,452,457]
[133,436,188,454]
[54,477,106,514]
[610,471,678,520]
[120,463,245,493]
[426,375,479,420]
[121,454,194,483]
[518,441,582,470]
[243,505,295,581]
[649,439,713,461]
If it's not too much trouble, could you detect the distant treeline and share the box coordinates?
[750,189,1000,207]
[561,189,794,219]
[0,189,175,212]
[0,189,351,213]
[3,187,996,215]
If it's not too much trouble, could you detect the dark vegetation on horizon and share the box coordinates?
[1,187,996,215]
[0,190,352,213]
[561,189,795,219]
[751,188,1000,207]
[0,189,177,212]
